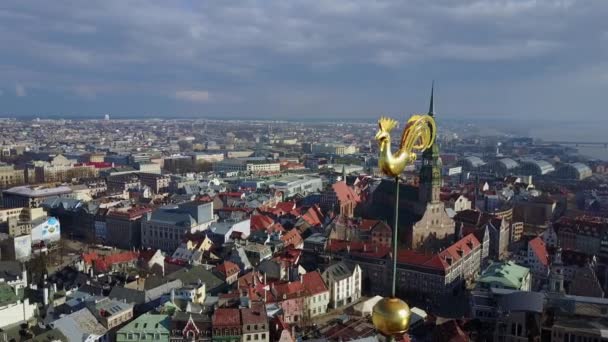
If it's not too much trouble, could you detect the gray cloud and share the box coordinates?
[174,90,211,103]
[15,84,26,97]
[0,0,606,118]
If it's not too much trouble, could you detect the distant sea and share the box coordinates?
[531,121,608,161]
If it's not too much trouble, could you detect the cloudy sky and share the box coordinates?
[1,0,607,120]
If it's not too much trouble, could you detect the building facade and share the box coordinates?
[322,262,362,308]
[142,201,216,251]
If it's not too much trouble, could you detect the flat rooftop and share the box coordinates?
[3,185,73,197]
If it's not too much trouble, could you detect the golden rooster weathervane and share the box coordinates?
[371,84,437,340]
[375,115,436,177]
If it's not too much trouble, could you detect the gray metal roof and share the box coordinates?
[464,156,485,168]
[498,158,519,170]
[149,210,196,227]
[570,162,592,174]
[323,261,354,281]
[519,159,555,175]
[52,308,108,341]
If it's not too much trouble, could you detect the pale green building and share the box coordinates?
[477,261,531,291]
[116,313,170,342]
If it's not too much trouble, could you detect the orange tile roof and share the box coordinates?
[529,236,549,267]
[281,229,303,248]
[301,206,323,226]
[91,251,139,272]
[216,261,240,278]
[238,271,264,289]
[332,181,360,204]
[250,214,275,231]
[82,252,99,264]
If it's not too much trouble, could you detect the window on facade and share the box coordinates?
[261,333,266,339]
[255,334,259,340]
[247,336,251,341]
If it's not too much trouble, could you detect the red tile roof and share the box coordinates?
[301,206,323,226]
[240,302,267,325]
[275,202,296,212]
[332,181,360,204]
[281,229,303,248]
[82,252,99,264]
[439,233,481,265]
[397,234,481,272]
[219,192,245,198]
[216,261,240,278]
[238,271,265,289]
[272,280,306,299]
[267,222,285,233]
[397,251,447,271]
[87,251,139,272]
[327,239,391,259]
[250,214,275,231]
[529,236,549,267]
[266,271,327,300]
[273,247,302,264]
[213,308,241,326]
[301,271,328,295]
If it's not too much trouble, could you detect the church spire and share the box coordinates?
[428,81,435,116]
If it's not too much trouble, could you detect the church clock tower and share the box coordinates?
[419,82,442,204]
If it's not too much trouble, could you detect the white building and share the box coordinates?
[207,219,251,245]
[322,262,362,309]
[191,152,224,163]
[213,158,280,174]
[269,176,323,198]
[312,144,358,155]
[170,283,206,304]
[302,272,330,318]
[0,283,36,329]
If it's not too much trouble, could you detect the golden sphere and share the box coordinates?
[371,297,411,336]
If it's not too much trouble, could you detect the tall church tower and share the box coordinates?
[418,82,442,204]
[549,246,565,294]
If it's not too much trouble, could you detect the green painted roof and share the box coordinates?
[478,261,530,290]
[0,283,18,306]
[118,314,170,334]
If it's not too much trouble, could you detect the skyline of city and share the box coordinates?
[2,1,608,341]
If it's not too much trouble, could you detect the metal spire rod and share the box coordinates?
[392,176,399,297]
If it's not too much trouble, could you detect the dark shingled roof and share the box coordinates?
[165,266,227,295]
